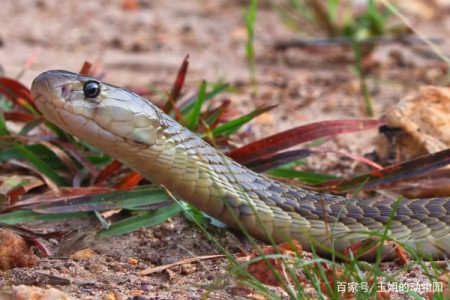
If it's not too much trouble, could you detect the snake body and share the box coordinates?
[31,70,450,260]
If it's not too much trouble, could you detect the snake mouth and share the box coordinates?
[32,92,42,101]
[32,93,43,113]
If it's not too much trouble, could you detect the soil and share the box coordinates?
[0,0,450,299]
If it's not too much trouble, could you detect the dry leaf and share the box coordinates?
[166,266,181,281]
[394,245,410,265]
[428,273,450,299]
[236,241,302,286]
[343,238,408,263]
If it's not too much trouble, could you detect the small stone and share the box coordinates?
[69,248,96,261]
[0,285,71,300]
[180,263,197,275]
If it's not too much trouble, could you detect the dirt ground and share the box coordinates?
[1,0,450,299]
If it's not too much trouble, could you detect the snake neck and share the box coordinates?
[116,115,285,237]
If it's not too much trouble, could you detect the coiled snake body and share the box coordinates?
[31,70,450,260]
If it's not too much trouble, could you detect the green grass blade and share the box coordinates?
[266,168,338,184]
[19,118,44,136]
[245,0,258,93]
[204,105,225,127]
[97,202,181,237]
[180,82,228,115]
[44,120,72,141]
[85,154,113,167]
[351,37,373,116]
[34,186,170,213]
[326,0,339,22]
[94,211,110,229]
[0,210,88,224]
[211,105,275,137]
[0,144,66,168]
[0,112,10,136]
[14,142,69,186]
[186,80,207,129]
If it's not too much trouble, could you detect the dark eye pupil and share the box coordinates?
[83,81,101,98]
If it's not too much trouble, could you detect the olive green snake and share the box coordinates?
[30,70,450,260]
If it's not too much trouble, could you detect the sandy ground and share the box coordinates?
[1,0,450,299]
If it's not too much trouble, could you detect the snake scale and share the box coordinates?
[30,70,450,260]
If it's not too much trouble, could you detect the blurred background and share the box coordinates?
[1,0,449,125]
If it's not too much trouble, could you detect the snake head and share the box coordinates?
[31,70,162,148]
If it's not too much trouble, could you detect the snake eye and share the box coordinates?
[83,81,101,98]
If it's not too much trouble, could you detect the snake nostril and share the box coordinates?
[61,85,68,100]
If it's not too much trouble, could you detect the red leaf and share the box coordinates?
[204,100,231,129]
[0,222,64,239]
[23,236,52,257]
[319,148,450,193]
[228,119,386,164]
[79,61,92,76]
[165,91,183,122]
[6,186,27,203]
[115,172,143,190]
[246,148,382,173]
[55,141,99,178]
[0,77,36,110]
[79,61,104,79]
[3,111,38,123]
[94,160,123,186]
[163,54,189,113]
[24,48,41,70]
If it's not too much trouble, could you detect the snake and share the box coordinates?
[30,70,450,260]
